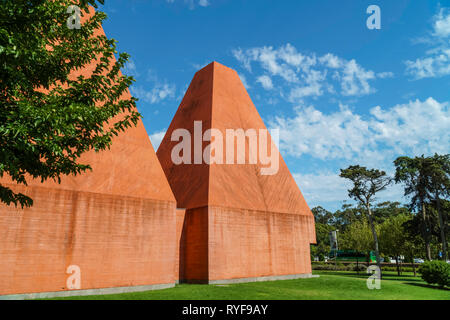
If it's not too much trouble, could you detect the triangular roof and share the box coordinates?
[157,62,311,215]
[1,22,175,204]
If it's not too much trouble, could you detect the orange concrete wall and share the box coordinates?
[175,205,315,283]
[177,207,209,283]
[208,207,315,281]
[175,208,186,281]
[0,184,176,295]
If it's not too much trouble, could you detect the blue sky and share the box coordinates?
[100,0,450,211]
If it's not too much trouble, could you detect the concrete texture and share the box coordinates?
[208,207,315,282]
[157,62,316,284]
[0,186,176,296]
[0,283,175,300]
[0,10,177,297]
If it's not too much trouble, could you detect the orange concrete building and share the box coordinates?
[0,23,177,299]
[0,24,315,296]
[158,62,316,284]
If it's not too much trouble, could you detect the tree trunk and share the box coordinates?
[367,205,382,278]
[435,193,447,261]
[422,202,432,260]
[356,258,359,275]
[395,256,400,276]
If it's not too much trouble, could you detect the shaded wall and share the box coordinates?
[177,208,208,283]
[176,205,316,283]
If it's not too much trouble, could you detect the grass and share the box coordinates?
[47,271,449,300]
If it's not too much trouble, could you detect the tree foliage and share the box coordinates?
[332,203,364,231]
[312,206,334,225]
[394,154,450,260]
[340,165,392,206]
[310,222,334,261]
[371,201,410,224]
[339,165,392,270]
[394,156,432,211]
[379,214,412,274]
[340,220,374,253]
[0,0,139,207]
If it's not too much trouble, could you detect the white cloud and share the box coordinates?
[232,48,253,72]
[131,83,176,104]
[198,0,210,7]
[122,59,139,78]
[294,171,405,209]
[319,53,342,69]
[294,172,351,205]
[406,8,450,79]
[271,104,373,161]
[406,49,450,79]
[166,0,210,9]
[249,46,299,82]
[377,71,395,79]
[256,75,273,90]
[149,129,167,150]
[274,97,449,209]
[340,59,376,96]
[270,97,450,162]
[433,8,450,38]
[288,69,326,100]
[192,61,211,70]
[233,44,391,101]
[369,98,450,155]
[130,68,176,104]
[279,44,316,70]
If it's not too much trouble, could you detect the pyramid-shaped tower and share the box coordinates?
[158,62,316,283]
[0,15,177,297]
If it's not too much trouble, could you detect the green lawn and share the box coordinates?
[48,271,449,300]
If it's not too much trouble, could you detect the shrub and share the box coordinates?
[346,263,356,271]
[311,262,369,272]
[418,261,450,288]
[381,266,414,273]
[312,263,336,270]
[354,264,366,272]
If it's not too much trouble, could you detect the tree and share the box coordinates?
[340,165,392,273]
[0,0,139,207]
[371,201,410,224]
[332,203,364,232]
[394,156,433,260]
[379,214,411,275]
[340,220,374,254]
[310,222,334,261]
[394,155,450,260]
[312,206,334,225]
[340,219,375,273]
[403,234,424,277]
[426,154,449,261]
[310,206,335,261]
